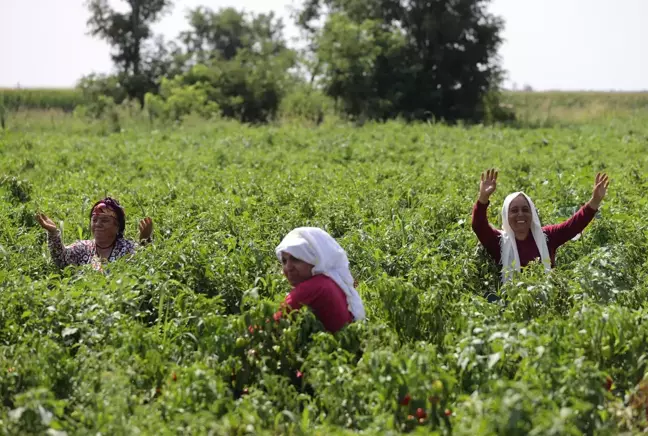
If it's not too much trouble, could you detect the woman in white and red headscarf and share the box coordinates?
[471,169,609,283]
[274,227,365,332]
[36,197,153,270]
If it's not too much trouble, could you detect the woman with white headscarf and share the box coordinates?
[471,169,610,283]
[274,227,365,332]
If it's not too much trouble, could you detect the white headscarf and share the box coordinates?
[275,227,366,321]
[499,192,551,283]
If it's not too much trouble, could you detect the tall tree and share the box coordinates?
[170,7,296,123]
[86,0,173,106]
[178,7,288,65]
[296,0,504,122]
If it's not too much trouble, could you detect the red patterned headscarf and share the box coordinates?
[92,203,118,219]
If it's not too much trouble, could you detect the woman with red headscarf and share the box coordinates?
[36,197,153,270]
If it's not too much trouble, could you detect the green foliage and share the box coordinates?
[483,91,516,124]
[0,175,33,203]
[76,73,128,105]
[179,7,289,63]
[72,95,123,135]
[0,100,5,130]
[167,7,296,123]
[298,0,504,122]
[279,86,334,124]
[148,49,295,123]
[74,95,117,119]
[1,110,648,433]
[145,77,220,122]
[78,0,506,125]
[315,14,408,120]
[130,7,296,124]
[82,4,293,119]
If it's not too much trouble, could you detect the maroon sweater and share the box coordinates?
[471,200,597,268]
[281,275,353,333]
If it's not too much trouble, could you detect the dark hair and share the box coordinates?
[89,197,126,237]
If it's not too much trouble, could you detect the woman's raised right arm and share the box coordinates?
[38,213,79,268]
[46,230,73,268]
[471,169,502,263]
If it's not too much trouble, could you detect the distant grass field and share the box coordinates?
[502,91,648,126]
[2,88,647,128]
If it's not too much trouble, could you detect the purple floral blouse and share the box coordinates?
[47,230,137,270]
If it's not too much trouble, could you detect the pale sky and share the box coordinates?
[1,0,646,90]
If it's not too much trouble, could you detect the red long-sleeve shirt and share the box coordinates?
[279,274,353,333]
[471,200,597,268]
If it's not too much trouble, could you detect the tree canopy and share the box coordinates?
[298,0,504,122]
[83,0,506,123]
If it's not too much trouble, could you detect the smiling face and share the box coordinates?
[508,194,533,238]
[280,252,314,286]
[91,214,119,244]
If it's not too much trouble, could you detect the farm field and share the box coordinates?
[1,107,648,434]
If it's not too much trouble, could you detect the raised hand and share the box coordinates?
[138,217,153,242]
[589,172,610,210]
[36,213,58,234]
[479,168,498,204]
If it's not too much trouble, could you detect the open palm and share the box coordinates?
[479,168,498,203]
[36,213,58,233]
[138,217,153,242]
[590,172,610,209]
